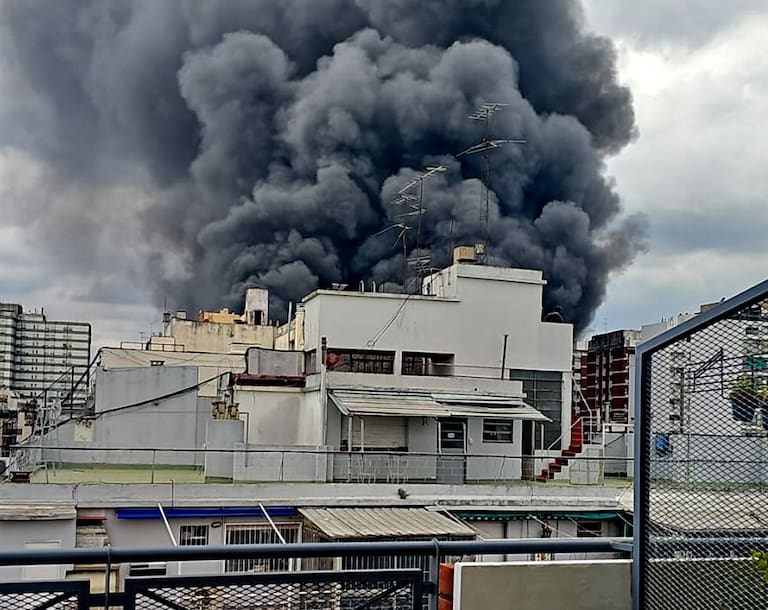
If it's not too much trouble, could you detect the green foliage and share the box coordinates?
[733,374,768,399]
[751,550,768,582]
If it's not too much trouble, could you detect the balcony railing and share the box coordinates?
[9,445,635,487]
[0,538,631,609]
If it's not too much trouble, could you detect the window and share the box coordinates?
[225,524,300,572]
[482,420,514,443]
[576,520,602,537]
[179,525,209,546]
[509,370,563,448]
[325,349,394,374]
[402,352,454,376]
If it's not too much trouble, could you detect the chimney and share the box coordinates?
[244,288,269,326]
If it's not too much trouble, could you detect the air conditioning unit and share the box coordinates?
[129,562,167,577]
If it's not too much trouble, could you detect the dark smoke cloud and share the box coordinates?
[0,0,645,332]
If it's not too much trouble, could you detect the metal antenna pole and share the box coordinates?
[457,102,525,264]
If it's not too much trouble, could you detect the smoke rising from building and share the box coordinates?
[0,0,646,332]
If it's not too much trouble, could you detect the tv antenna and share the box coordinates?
[395,165,446,290]
[457,102,525,263]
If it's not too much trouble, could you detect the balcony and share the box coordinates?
[0,538,633,609]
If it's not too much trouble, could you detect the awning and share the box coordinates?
[299,507,475,539]
[117,507,296,519]
[329,389,549,422]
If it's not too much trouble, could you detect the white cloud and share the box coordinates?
[585,9,768,333]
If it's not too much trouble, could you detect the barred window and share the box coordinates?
[179,525,209,546]
[225,524,300,572]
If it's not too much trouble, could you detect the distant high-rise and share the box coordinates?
[0,304,91,408]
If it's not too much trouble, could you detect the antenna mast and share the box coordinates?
[375,165,447,293]
[395,165,446,291]
[457,102,525,263]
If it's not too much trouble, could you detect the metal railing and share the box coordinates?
[9,444,634,487]
[0,538,631,609]
[634,279,768,609]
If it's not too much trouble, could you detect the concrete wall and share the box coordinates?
[453,560,631,610]
[41,366,210,466]
[652,433,768,484]
[0,519,76,581]
[101,348,246,397]
[233,444,329,482]
[236,387,323,446]
[164,318,275,354]
[204,419,245,479]
[303,265,572,376]
[465,417,523,480]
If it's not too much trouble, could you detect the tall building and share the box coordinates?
[0,303,92,408]
[582,329,642,425]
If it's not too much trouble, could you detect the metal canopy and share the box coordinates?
[299,507,475,539]
[328,389,550,421]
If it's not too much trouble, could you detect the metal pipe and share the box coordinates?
[500,334,509,379]
[0,538,632,566]
[258,503,287,545]
[157,503,177,546]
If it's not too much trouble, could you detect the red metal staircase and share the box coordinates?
[536,417,584,482]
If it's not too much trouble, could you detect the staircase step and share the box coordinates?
[555,457,569,466]
[561,450,576,457]
[548,464,562,472]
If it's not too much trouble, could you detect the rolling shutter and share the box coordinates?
[342,416,407,449]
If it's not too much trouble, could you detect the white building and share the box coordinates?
[0,303,91,408]
[215,259,576,484]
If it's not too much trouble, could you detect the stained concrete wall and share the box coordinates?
[100,348,246,397]
[41,366,210,466]
[453,560,631,610]
[0,519,76,581]
[235,387,322,446]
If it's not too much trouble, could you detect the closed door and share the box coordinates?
[437,419,466,483]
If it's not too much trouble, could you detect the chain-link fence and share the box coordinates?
[0,580,89,610]
[124,570,423,610]
[636,285,768,609]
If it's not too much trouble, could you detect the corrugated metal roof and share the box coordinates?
[299,507,476,539]
[329,390,549,422]
[0,504,76,521]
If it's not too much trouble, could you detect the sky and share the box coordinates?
[582,1,768,335]
[1,2,767,347]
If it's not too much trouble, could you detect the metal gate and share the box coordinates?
[635,280,768,609]
[0,580,90,610]
[124,569,424,610]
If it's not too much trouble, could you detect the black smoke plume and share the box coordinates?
[0,0,645,332]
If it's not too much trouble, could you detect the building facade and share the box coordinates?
[0,303,91,408]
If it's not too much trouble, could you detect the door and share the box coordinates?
[521,420,535,480]
[437,418,466,483]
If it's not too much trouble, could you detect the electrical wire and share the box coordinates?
[17,371,229,443]
[365,293,414,348]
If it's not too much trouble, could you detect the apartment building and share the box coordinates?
[0,303,91,408]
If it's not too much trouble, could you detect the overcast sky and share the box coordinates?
[582,1,768,334]
[1,2,767,347]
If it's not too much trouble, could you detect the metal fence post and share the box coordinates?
[428,538,441,610]
[103,544,111,610]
